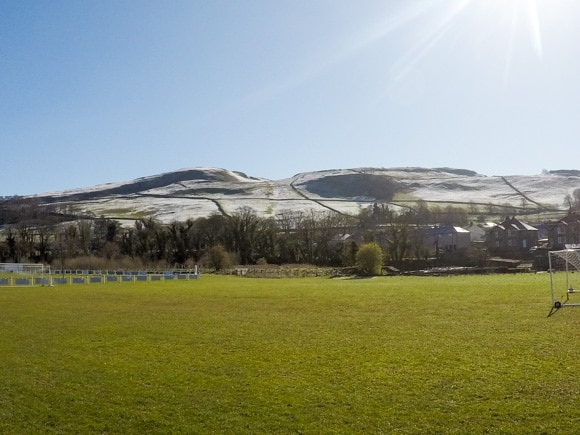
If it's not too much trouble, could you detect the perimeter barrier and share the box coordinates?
[0,267,200,287]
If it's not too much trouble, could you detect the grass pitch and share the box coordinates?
[0,273,579,433]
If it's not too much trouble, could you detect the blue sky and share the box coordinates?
[2,0,580,196]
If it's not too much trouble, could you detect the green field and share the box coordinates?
[1,273,579,433]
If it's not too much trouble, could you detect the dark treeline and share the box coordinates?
[0,198,472,270]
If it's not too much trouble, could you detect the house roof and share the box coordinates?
[499,216,537,232]
[519,222,538,231]
[424,226,470,236]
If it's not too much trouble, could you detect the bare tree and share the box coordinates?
[386,222,409,265]
[225,207,261,265]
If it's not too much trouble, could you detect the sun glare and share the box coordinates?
[477,0,576,85]
[378,0,552,84]
[384,0,573,87]
[490,0,543,57]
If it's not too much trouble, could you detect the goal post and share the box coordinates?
[0,263,52,287]
[549,249,580,309]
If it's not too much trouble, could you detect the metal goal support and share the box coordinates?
[549,249,580,310]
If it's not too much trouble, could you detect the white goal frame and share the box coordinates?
[0,263,52,287]
[549,249,580,309]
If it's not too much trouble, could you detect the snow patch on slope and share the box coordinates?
[17,166,580,224]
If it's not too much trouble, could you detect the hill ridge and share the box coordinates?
[3,166,579,224]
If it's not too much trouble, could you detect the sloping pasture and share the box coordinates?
[0,274,578,433]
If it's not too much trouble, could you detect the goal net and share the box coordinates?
[549,249,580,309]
[0,263,51,287]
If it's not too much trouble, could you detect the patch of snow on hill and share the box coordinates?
[504,174,580,207]
[17,166,580,222]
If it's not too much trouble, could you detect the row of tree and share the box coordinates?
[0,198,474,270]
[0,207,357,269]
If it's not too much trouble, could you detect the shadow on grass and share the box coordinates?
[345,276,377,280]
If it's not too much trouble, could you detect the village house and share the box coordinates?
[466,221,497,244]
[420,225,471,255]
[487,216,538,257]
[536,212,580,250]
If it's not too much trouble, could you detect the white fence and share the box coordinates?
[0,267,199,287]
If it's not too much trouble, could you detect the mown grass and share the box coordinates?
[0,273,579,433]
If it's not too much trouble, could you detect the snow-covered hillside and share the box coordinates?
[16,167,580,224]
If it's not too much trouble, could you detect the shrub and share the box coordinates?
[356,243,383,276]
[205,245,231,271]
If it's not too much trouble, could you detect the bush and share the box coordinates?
[205,245,231,271]
[356,243,383,276]
[58,255,147,272]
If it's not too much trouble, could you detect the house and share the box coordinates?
[418,225,471,256]
[487,216,538,257]
[466,221,496,244]
[537,212,580,250]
